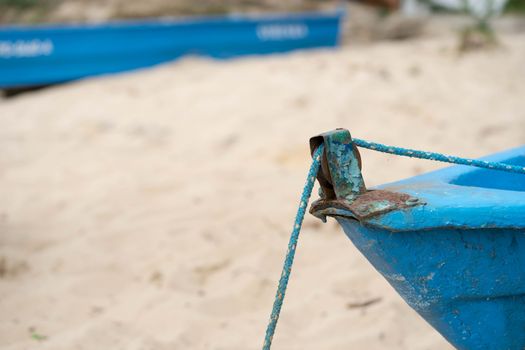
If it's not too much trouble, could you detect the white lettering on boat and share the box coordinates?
[256,24,308,41]
[0,39,54,58]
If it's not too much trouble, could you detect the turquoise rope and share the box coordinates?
[262,139,524,350]
[262,145,323,350]
[353,139,525,175]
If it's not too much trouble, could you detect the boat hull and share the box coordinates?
[339,219,525,350]
[0,11,341,88]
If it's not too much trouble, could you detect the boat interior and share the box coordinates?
[450,155,525,192]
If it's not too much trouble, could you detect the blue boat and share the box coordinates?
[0,11,342,88]
[309,129,525,350]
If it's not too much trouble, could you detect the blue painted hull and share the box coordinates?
[339,224,525,350]
[0,11,341,88]
[315,144,525,349]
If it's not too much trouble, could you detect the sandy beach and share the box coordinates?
[1,33,524,349]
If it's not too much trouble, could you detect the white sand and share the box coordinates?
[1,34,524,350]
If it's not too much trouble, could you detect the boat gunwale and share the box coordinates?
[325,145,525,232]
[0,9,343,31]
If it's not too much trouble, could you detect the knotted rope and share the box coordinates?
[262,139,524,349]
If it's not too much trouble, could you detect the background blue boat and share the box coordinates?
[0,11,342,88]
[310,129,525,350]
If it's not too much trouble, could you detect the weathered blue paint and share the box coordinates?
[310,129,420,221]
[310,129,366,201]
[0,11,342,88]
[366,146,525,231]
[311,134,525,350]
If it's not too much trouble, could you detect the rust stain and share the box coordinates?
[311,189,420,221]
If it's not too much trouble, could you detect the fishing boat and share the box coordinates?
[0,10,342,88]
[309,129,525,350]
